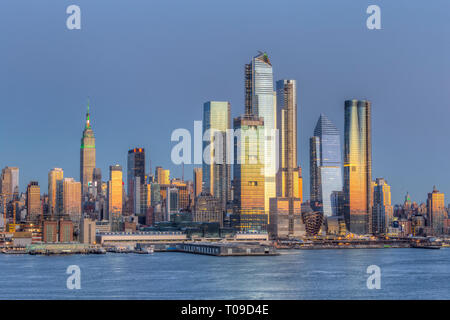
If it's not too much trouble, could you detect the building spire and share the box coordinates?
[86,98,91,129]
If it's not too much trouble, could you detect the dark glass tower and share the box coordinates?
[127,148,146,214]
[343,100,372,234]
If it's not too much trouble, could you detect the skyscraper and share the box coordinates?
[427,186,445,235]
[26,181,41,222]
[127,148,146,214]
[107,165,123,223]
[310,114,343,217]
[48,168,64,216]
[343,100,372,234]
[269,80,304,238]
[193,168,203,197]
[372,178,393,234]
[80,101,96,199]
[1,166,19,202]
[233,115,266,231]
[155,167,170,185]
[202,101,231,211]
[245,52,276,216]
[62,178,82,221]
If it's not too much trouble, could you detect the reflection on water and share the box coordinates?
[0,249,449,299]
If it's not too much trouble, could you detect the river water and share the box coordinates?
[0,248,449,299]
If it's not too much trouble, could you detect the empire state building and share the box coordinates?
[80,101,96,199]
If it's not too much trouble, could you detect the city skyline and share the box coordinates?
[0,1,449,206]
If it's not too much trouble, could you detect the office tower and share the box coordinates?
[202,101,231,211]
[427,186,445,235]
[194,192,223,227]
[93,168,102,197]
[62,178,82,221]
[26,181,41,221]
[269,80,304,238]
[343,100,372,234]
[233,115,266,231]
[310,114,343,217]
[80,101,96,198]
[107,165,123,222]
[171,180,190,210]
[166,187,179,221]
[372,178,393,234]
[150,182,161,206]
[1,166,19,202]
[48,168,64,216]
[155,167,170,185]
[245,52,276,215]
[127,148,146,215]
[193,168,203,197]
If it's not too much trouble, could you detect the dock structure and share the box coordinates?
[176,242,278,256]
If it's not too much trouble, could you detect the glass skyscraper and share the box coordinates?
[343,100,372,234]
[127,148,146,215]
[202,101,231,212]
[309,114,342,217]
[245,52,276,216]
[233,115,266,231]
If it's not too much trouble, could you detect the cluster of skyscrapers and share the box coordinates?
[1,51,449,244]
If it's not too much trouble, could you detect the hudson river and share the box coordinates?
[1,248,449,299]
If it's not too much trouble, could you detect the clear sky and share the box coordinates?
[0,0,449,205]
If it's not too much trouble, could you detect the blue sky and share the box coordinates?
[0,0,449,204]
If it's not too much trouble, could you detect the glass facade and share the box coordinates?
[372,178,393,234]
[309,114,342,217]
[127,148,146,214]
[233,115,266,231]
[427,186,445,235]
[108,165,123,221]
[246,52,276,216]
[344,100,372,234]
[202,101,231,211]
[48,168,64,216]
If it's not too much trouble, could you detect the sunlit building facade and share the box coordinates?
[344,100,372,234]
[193,168,202,197]
[26,181,41,222]
[202,101,231,211]
[427,186,445,235]
[155,167,170,185]
[269,80,304,238]
[107,165,123,222]
[246,52,276,216]
[48,168,64,216]
[310,114,342,217]
[372,178,393,234]
[1,166,19,202]
[80,102,96,198]
[62,178,82,221]
[233,115,266,231]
